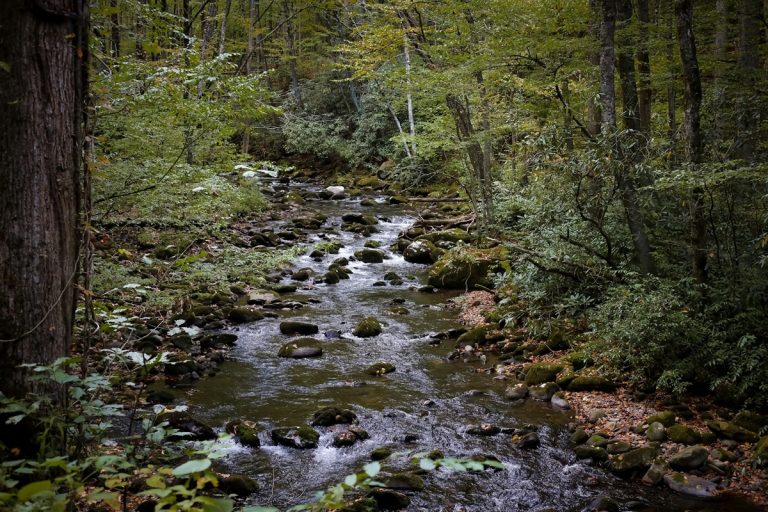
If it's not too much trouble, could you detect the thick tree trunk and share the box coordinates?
[735,0,762,160]
[0,0,84,397]
[675,0,708,285]
[714,0,729,142]
[667,10,678,168]
[587,0,602,136]
[636,0,652,135]
[599,0,617,132]
[404,34,417,157]
[110,0,120,57]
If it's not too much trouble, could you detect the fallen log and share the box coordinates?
[408,197,468,203]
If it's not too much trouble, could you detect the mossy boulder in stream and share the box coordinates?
[403,240,440,264]
[355,249,385,263]
[427,247,508,289]
[279,320,319,336]
[608,445,658,475]
[383,472,424,491]
[418,228,473,246]
[353,317,382,337]
[225,419,261,447]
[228,307,265,324]
[368,488,410,510]
[311,406,358,426]
[524,362,565,385]
[155,411,215,441]
[455,326,488,349]
[219,474,259,496]
[278,338,323,358]
[271,425,320,449]
[566,375,616,392]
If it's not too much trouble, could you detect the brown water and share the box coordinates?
[186,182,763,512]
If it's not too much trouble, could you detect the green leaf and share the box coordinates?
[344,474,357,487]
[195,496,234,512]
[483,460,506,469]
[17,480,52,501]
[172,458,211,476]
[362,461,380,477]
[146,474,166,488]
[418,458,436,471]
[241,507,280,512]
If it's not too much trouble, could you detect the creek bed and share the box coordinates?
[187,183,761,512]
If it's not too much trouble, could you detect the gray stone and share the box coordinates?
[668,446,708,471]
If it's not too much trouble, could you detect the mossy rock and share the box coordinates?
[566,375,616,392]
[426,247,508,290]
[529,382,559,401]
[292,268,314,281]
[646,410,676,428]
[225,419,261,448]
[403,240,439,264]
[364,240,381,248]
[271,426,320,449]
[311,406,357,427]
[277,338,323,358]
[366,362,395,376]
[555,366,577,388]
[524,362,565,385]
[155,411,215,441]
[336,497,378,512]
[732,411,768,434]
[356,176,385,189]
[608,446,657,474]
[279,320,319,336]
[706,420,758,443]
[565,351,593,370]
[455,326,488,349]
[663,472,718,499]
[417,228,473,245]
[574,445,609,462]
[371,447,394,461]
[355,249,385,263]
[368,488,410,511]
[666,424,702,445]
[325,271,340,284]
[383,472,424,491]
[219,474,259,496]
[353,317,382,337]
[283,191,305,204]
[227,306,264,324]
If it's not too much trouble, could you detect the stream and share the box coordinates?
[185,180,762,512]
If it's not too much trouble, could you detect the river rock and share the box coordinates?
[551,392,571,410]
[574,446,608,462]
[311,406,357,427]
[291,268,314,281]
[228,307,265,323]
[333,431,361,447]
[455,327,488,349]
[156,411,215,441]
[516,431,540,449]
[587,409,608,423]
[666,424,701,445]
[325,271,341,284]
[608,446,657,474]
[278,338,323,358]
[570,428,589,445]
[566,375,616,392]
[605,441,632,455]
[371,447,393,460]
[368,488,410,510]
[524,362,564,385]
[669,445,708,470]
[504,383,529,400]
[326,185,346,196]
[355,249,385,263]
[225,419,261,447]
[403,240,439,264]
[273,283,298,293]
[646,422,667,442]
[271,426,320,449]
[418,228,473,245]
[353,317,382,337]
[642,463,668,485]
[646,410,676,427]
[360,198,377,207]
[426,247,507,289]
[529,382,559,401]
[219,474,259,496]
[585,495,619,512]
[366,362,395,376]
[383,473,424,491]
[706,420,758,442]
[467,424,501,436]
[732,411,768,434]
[279,320,319,336]
[663,472,718,499]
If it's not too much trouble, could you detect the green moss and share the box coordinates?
[524,362,565,385]
[353,317,382,337]
[646,410,676,427]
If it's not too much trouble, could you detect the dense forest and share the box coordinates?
[1,0,768,511]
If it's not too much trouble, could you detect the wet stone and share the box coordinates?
[668,445,708,471]
[219,474,259,496]
[278,338,323,358]
[366,362,395,376]
[466,424,501,436]
[279,320,319,336]
[311,406,358,427]
[663,472,718,499]
[368,488,410,511]
[271,426,320,449]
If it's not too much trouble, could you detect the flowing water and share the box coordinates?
[187,182,762,512]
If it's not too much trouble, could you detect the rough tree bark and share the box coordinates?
[282,0,302,108]
[735,0,762,160]
[218,0,232,55]
[0,0,85,397]
[636,0,652,135]
[675,0,708,285]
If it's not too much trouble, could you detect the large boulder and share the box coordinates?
[524,362,565,385]
[668,446,708,471]
[663,473,718,499]
[666,424,702,445]
[426,247,508,289]
[278,338,323,358]
[755,436,768,466]
[706,420,758,443]
[417,228,473,246]
[355,249,385,263]
[566,375,616,392]
[225,419,261,448]
[228,307,265,323]
[155,411,215,441]
[608,446,657,475]
[403,240,439,264]
[219,474,259,496]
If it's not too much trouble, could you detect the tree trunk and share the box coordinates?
[600,0,617,132]
[636,0,652,135]
[0,0,85,397]
[713,0,729,143]
[404,33,417,157]
[675,0,708,285]
[282,0,302,108]
[110,0,120,57]
[667,8,678,168]
[246,0,255,74]
[587,0,602,136]
[218,0,232,55]
[735,0,762,160]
